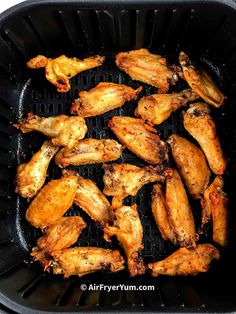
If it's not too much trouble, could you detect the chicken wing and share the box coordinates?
[183,103,226,174]
[201,176,228,247]
[26,171,78,228]
[15,140,59,198]
[27,54,104,93]
[151,184,176,244]
[104,205,145,277]
[14,113,87,148]
[167,134,210,198]
[51,247,125,277]
[70,82,142,117]
[166,169,197,248]
[109,116,168,164]
[115,48,178,92]
[135,89,198,125]
[148,244,220,277]
[55,138,123,168]
[179,52,224,107]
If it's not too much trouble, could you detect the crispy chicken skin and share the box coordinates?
[27,54,104,93]
[51,247,125,277]
[14,113,87,148]
[104,205,146,277]
[71,82,142,117]
[167,134,210,198]
[166,169,197,248]
[201,176,228,247]
[183,103,226,174]
[148,244,220,277]
[179,52,224,108]
[115,48,178,92]
[151,184,177,244]
[135,89,198,125]
[15,140,59,198]
[109,116,168,164]
[55,138,123,168]
[25,171,78,228]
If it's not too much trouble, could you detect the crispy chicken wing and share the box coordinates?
[201,176,228,247]
[151,184,176,244]
[104,205,145,277]
[109,116,168,164]
[15,140,59,198]
[14,113,87,148]
[70,82,142,117]
[166,169,197,248]
[27,54,104,93]
[148,244,220,277]
[168,134,210,198]
[55,138,123,168]
[115,48,178,92]
[179,52,224,107]
[51,247,125,277]
[135,89,198,125]
[26,171,78,228]
[183,103,226,174]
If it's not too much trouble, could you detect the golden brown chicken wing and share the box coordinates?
[15,140,59,198]
[165,169,197,248]
[167,134,210,198]
[27,54,104,93]
[179,52,224,107]
[148,244,220,277]
[116,48,178,92]
[104,205,145,277]
[51,247,125,277]
[183,103,226,174]
[201,176,228,247]
[55,138,123,168]
[25,171,78,228]
[70,82,142,117]
[151,184,176,244]
[109,116,168,164]
[135,89,198,125]
[14,113,87,148]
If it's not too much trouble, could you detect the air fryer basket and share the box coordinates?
[0,0,236,313]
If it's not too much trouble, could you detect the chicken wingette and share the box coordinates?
[104,205,145,277]
[148,244,220,277]
[70,82,142,117]
[15,140,59,198]
[183,103,226,174]
[115,48,178,92]
[27,54,104,93]
[14,113,87,148]
[109,116,168,164]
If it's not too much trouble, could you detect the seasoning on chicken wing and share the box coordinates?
[151,184,177,244]
[179,52,224,108]
[201,176,228,247]
[109,116,168,164]
[26,171,78,228]
[15,140,59,198]
[116,48,178,92]
[51,247,125,277]
[104,205,145,277]
[183,103,226,174]
[27,54,104,93]
[166,169,197,248]
[55,138,123,168]
[70,82,142,117]
[148,244,220,277]
[135,89,198,125]
[14,113,87,148]
[167,134,210,198]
